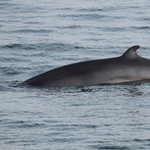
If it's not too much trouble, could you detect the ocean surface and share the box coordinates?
[1,0,150,149]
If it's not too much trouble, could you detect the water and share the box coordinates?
[1,0,150,149]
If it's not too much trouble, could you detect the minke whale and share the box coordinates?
[22,45,150,87]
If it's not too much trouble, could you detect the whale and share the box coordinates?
[22,45,150,87]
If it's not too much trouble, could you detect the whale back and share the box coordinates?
[22,45,150,87]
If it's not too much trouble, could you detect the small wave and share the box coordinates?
[55,7,74,11]
[56,25,85,29]
[1,57,23,62]
[1,43,85,51]
[97,27,127,32]
[0,66,23,75]
[141,17,150,21]
[13,29,53,33]
[79,8,103,12]
[134,138,150,142]
[71,124,97,128]
[3,120,45,129]
[54,124,97,130]
[131,26,150,30]
[89,145,130,150]
[49,137,79,143]
[59,13,106,20]
[18,123,43,128]
[1,43,35,50]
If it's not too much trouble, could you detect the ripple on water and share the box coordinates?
[1,0,150,149]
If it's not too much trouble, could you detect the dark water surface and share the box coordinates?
[1,0,150,149]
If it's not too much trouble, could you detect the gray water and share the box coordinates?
[1,0,150,149]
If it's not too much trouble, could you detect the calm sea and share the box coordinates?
[1,0,150,149]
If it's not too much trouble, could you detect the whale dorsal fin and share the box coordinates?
[121,45,140,59]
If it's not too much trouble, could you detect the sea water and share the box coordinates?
[1,0,150,149]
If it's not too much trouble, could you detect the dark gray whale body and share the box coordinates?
[22,45,150,87]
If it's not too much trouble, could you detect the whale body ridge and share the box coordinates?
[22,45,150,87]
